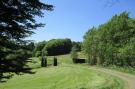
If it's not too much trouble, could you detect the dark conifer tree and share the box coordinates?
[44,57,47,67]
[0,0,53,81]
[53,57,57,66]
[41,57,44,67]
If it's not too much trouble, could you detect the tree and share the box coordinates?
[26,42,35,51]
[33,41,47,57]
[83,12,135,67]
[41,57,44,67]
[41,57,47,67]
[35,51,42,57]
[42,49,48,57]
[83,27,98,65]
[53,57,57,66]
[44,57,47,67]
[72,41,82,51]
[43,39,72,56]
[0,0,53,81]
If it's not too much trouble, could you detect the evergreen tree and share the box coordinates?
[0,0,53,81]
[41,57,44,67]
[41,57,47,67]
[44,57,47,67]
[53,57,57,66]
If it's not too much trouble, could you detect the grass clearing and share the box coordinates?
[0,54,124,89]
[106,66,135,75]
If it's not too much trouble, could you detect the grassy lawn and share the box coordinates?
[0,54,124,89]
[106,65,135,75]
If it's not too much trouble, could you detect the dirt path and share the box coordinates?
[90,67,135,89]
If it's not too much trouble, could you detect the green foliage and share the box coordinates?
[33,39,82,57]
[42,49,48,57]
[43,38,72,56]
[70,46,78,63]
[83,12,135,67]
[25,42,35,51]
[44,57,47,67]
[0,0,53,81]
[107,65,135,75]
[53,57,57,66]
[41,57,44,67]
[41,57,47,67]
[0,61,124,89]
[72,41,82,51]
[83,27,98,65]
[35,51,42,57]
[33,41,47,57]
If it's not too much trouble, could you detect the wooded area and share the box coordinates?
[33,39,82,56]
[83,12,135,67]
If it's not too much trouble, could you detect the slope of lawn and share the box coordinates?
[105,66,135,75]
[0,54,124,89]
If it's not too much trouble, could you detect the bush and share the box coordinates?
[41,57,44,67]
[43,39,72,56]
[44,57,47,67]
[35,51,41,57]
[53,57,57,66]
[41,57,47,67]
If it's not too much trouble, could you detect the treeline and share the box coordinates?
[33,38,82,56]
[83,12,135,67]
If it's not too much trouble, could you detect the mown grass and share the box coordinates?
[0,54,124,89]
[106,65,135,75]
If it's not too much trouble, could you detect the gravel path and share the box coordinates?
[90,67,135,89]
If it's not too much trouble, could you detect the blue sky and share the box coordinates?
[27,0,135,42]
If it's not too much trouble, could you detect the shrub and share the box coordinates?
[43,39,72,56]
[41,57,44,67]
[53,57,57,66]
[44,57,47,67]
[41,57,47,67]
[35,51,41,57]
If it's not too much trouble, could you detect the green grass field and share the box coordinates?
[0,54,124,89]
[106,65,135,75]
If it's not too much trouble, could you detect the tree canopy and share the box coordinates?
[0,0,53,81]
[83,12,135,67]
[72,41,82,51]
[33,41,47,57]
[43,39,72,56]
[33,39,83,57]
